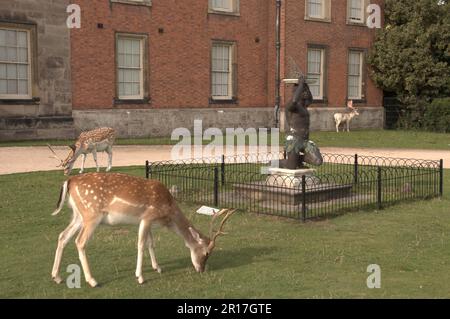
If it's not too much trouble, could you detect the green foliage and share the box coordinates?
[368,0,450,107]
[423,98,450,132]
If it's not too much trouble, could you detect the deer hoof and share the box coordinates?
[137,276,145,284]
[87,278,98,288]
[153,266,162,274]
[53,276,63,284]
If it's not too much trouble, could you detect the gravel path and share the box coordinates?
[0,145,448,175]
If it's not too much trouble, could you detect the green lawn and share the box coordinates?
[1,130,450,150]
[0,166,449,298]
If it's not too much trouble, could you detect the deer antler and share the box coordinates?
[47,144,64,167]
[209,209,236,243]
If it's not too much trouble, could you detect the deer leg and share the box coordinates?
[347,121,350,132]
[147,230,162,273]
[91,150,99,172]
[136,220,151,284]
[75,218,101,288]
[79,154,87,174]
[336,120,340,133]
[51,212,82,284]
[106,146,112,172]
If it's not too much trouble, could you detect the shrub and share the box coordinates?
[423,98,450,133]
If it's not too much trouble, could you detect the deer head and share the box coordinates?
[47,144,77,175]
[347,100,360,116]
[188,209,236,273]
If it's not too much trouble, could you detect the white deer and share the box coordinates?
[50,172,236,287]
[48,127,116,176]
[334,100,360,133]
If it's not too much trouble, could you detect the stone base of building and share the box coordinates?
[0,116,75,141]
[73,106,384,138]
[0,106,385,141]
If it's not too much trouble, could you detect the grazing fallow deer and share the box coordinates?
[51,172,236,287]
[334,100,360,133]
[48,127,116,176]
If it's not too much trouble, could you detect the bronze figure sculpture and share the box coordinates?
[281,75,323,169]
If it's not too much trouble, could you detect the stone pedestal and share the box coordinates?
[266,168,320,188]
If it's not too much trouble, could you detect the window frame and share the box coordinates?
[210,40,237,103]
[305,0,331,23]
[347,0,370,26]
[208,0,240,16]
[347,49,366,102]
[110,0,152,7]
[0,26,33,100]
[115,33,149,102]
[306,45,327,102]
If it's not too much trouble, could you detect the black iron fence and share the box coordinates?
[145,152,443,221]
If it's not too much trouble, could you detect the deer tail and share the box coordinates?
[52,180,69,216]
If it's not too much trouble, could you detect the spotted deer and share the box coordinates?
[334,100,360,133]
[48,127,116,176]
[51,172,236,287]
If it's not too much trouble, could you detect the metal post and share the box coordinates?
[302,175,306,222]
[377,167,382,210]
[221,155,226,186]
[440,159,444,197]
[214,167,219,207]
[354,154,359,184]
[145,160,150,179]
[274,0,282,128]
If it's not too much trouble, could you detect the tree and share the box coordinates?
[368,0,450,127]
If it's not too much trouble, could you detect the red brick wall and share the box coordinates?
[71,0,271,110]
[71,0,383,112]
[282,0,384,108]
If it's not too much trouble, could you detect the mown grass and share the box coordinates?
[0,166,449,298]
[1,130,450,150]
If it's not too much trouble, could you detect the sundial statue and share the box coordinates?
[281,75,323,169]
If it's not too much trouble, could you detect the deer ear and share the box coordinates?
[189,227,204,245]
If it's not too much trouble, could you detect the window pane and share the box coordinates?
[0,64,6,79]
[0,47,6,61]
[132,40,140,55]
[0,79,6,93]
[132,69,140,82]
[18,48,28,63]
[118,83,125,96]
[132,54,140,68]
[17,65,27,79]
[7,47,17,62]
[6,30,16,46]
[124,70,132,82]
[7,64,17,79]
[131,83,139,95]
[124,83,132,95]
[118,69,124,83]
[118,54,125,67]
[17,31,27,47]
[18,80,28,95]
[0,30,5,45]
[7,79,17,94]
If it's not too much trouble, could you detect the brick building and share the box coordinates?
[0,0,384,140]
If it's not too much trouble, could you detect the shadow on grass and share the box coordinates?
[164,246,277,272]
